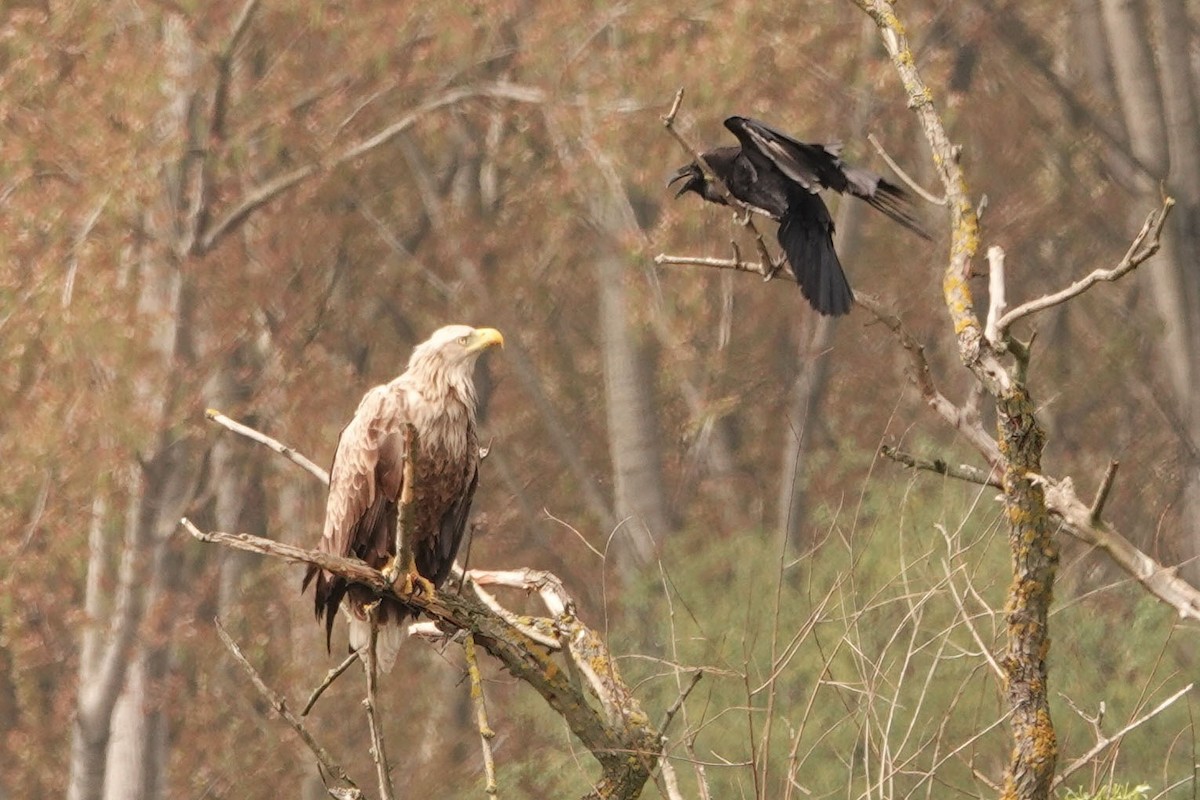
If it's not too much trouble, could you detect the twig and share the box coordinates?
[938,525,1004,682]
[880,445,1002,489]
[363,604,395,800]
[984,246,1007,346]
[206,408,329,484]
[214,619,362,798]
[1089,460,1120,525]
[464,634,499,797]
[995,198,1174,337]
[657,670,704,737]
[866,133,946,206]
[1051,683,1194,790]
[302,651,360,717]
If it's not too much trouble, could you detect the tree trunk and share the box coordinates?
[598,247,670,571]
[776,16,876,547]
[67,12,204,800]
[1100,0,1200,580]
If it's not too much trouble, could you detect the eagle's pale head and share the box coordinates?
[409,324,504,370]
[403,325,503,441]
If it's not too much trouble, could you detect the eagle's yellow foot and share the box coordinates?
[382,556,435,600]
[398,570,435,601]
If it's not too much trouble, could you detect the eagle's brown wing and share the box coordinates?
[302,384,407,648]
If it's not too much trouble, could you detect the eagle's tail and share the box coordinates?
[347,614,409,674]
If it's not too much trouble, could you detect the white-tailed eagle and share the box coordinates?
[303,324,503,669]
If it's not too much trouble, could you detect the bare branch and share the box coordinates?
[195,82,552,254]
[1051,682,1194,790]
[660,88,779,273]
[653,253,783,282]
[206,408,329,484]
[214,619,362,798]
[995,198,1174,337]
[363,605,395,800]
[464,634,499,798]
[866,133,946,206]
[658,670,703,737]
[1041,478,1200,622]
[301,651,359,717]
[856,295,1003,468]
[880,445,1002,489]
[183,520,664,799]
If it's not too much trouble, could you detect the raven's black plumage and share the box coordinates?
[669,116,931,316]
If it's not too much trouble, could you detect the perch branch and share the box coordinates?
[995,198,1174,338]
[182,520,664,800]
[214,619,362,798]
[206,408,329,484]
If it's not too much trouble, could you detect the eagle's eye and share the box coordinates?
[458,335,469,345]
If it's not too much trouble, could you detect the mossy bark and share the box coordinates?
[996,391,1058,800]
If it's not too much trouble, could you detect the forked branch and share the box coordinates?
[994,198,1174,339]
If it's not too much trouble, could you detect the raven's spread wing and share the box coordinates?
[724,116,931,241]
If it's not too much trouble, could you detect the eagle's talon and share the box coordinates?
[400,571,436,602]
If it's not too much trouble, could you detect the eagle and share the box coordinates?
[669,116,931,316]
[302,324,503,670]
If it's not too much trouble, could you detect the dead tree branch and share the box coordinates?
[362,606,395,800]
[207,408,329,483]
[1042,477,1200,622]
[214,619,362,799]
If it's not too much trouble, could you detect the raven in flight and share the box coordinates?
[669,116,931,316]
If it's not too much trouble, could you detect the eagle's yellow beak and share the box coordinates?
[467,327,504,352]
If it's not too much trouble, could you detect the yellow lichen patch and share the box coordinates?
[1031,708,1058,762]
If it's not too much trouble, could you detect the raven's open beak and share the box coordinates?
[667,165,695,196]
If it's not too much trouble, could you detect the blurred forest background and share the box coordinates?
[2,1,1198,798]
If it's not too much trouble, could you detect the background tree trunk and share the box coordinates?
[1098,0,1200,580]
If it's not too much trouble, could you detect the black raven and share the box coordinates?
[669,116,931,316]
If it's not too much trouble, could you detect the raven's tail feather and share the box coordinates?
[778,199,853,316]
[843,168,932,241]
